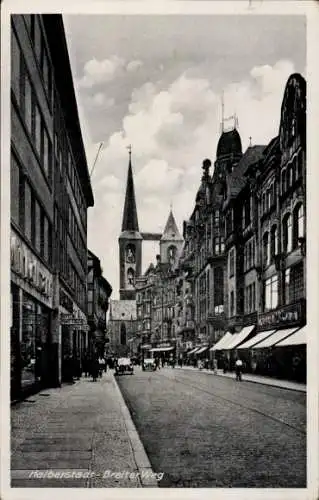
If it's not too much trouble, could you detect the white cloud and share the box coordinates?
[85,59,298,298]
[126,60,143,72]
[78,56,125,88]
[86,93,115,108]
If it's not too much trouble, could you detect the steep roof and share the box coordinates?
[226,145,266,198]
[121,154,139,232]
[161,210,183,241]
[109,300,136,321]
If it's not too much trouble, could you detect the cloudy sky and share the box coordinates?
[63,14,306,299]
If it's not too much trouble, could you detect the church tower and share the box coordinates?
[160,209,183,267]
[119,149,142,300]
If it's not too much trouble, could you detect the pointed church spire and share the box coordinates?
[161,209,183,241]
[121,146,139,232]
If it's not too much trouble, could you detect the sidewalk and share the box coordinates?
[176,366,306,392]
[10,371,157,488]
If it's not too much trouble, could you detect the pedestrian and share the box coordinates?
[235,357,243,381]
[91,356,99,382]
[213,358,218,375]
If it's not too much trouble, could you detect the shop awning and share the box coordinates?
[186,347,198,355]
[210,331,232,351]
[141,344,152,349]
[224,325,256,350]
[276,326,307,347]
[253,328,299,349]
[196,346,209,355]
[238,330,276,349]
[150,347,174,352]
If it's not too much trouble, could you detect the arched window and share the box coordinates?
[167,245,177,264]
[126,244,136,263]
[293,203,304,248]
[288,165,293,188]
[263,232,270,267]
[282,213,292,253]
[270,225,278,261]
[120,322,126,345]
[127,268,135,287]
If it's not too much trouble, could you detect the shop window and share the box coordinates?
[264,275,278,311]
[282,213,292,254]
[11,29,21,105]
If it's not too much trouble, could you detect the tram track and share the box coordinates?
[160,370,306,435]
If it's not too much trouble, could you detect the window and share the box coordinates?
[34,200,41,254]
[293,203,304,247]
[24,72,32,134]
[34,16,42,63]
[11,30,21,104]
[11,156,20,225]
[44,216,49,262]
[24,181,32,241]
[42,126,51,180]
[270,226,278,261]
[230,291,235,317]
[281,170,286,195]
[214,267,224,312]
[264,275,278,311]
[263,232,270,267]
[282,213,292,253]
[214,236,224,255]
[214,210,220,228]
[229,248,235,277]
[34,103,42,156]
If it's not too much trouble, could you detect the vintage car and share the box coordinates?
[114,357,134,376]
[143,358,157,371]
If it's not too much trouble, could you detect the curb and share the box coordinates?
[175,367,306,393]
[111,373,158,488]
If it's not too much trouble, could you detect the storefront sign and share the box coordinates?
[11,233,53,298]
[60,313,89,331]
[257,301,304,330]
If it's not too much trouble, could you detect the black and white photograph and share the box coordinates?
[1,0,318,498]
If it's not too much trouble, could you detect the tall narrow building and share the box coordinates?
[118,150,142,300]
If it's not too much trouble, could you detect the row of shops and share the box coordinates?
[181,304,307,382]
[10,231,91,399]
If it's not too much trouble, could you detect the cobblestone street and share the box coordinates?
[117,367,306,488]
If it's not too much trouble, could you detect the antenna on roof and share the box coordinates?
[221,91,225,133]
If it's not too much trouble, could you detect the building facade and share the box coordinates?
[87,250,112,357]
[177,73,306,377]
[10,14,94,398]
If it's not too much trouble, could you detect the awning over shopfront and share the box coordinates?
[224,325,255,350]
[196,346,209,355]
[141,344,152,349]
[238,330,276,350]
[150,347,174,352]
[210,331,232,351]
[187,347,200,355]
[253,327,299,349]
[276,326,307,347]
